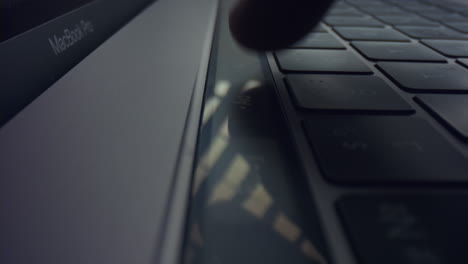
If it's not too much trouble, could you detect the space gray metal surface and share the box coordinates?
[0,0,216,263]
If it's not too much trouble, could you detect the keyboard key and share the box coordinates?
[324,16,385,27]
[403,5,444,12]
[416,94,468,139]
[444,22,468,33]
[330,1,352,9]
[337,195,468,264]
[291,33,345,49]
[375,15,439,26]
[389,1,429,8]
[443,4,468,13]
[285,75,413,113]
[334,27,409,41]
[327,7,364,16]
[352,42,446,62]
[422,40,468,57]
[420,12,468,22]
[358,6,409,16]
[303,115,468,183]
[347,0,388,6]
[458,58,468,68]
[275,50,372,73]
[458,9,468,17]
[396,26,468,40]
[377,62,468,92]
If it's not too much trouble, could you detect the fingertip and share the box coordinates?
[229,0,333,51]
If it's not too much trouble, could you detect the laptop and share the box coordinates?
[0,0,466,264]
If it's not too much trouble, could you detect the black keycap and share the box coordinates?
[443,4,468,13]
[291,33,345,49]
[458,58,468,68]
[324,16,385,27]
[303,115,468,183]
[403,5,443,12]
[422,40,468,57]
[275,50,372,73]
[416,94,468,139]
[375,15,439,26]
[352,41,446,62]
[347,0,389,6]
[444,22,468,33]
[327,7,364,16]
[389,1,427,8]
[335,27,409,41]
[420,12,468,22]
[359,6,409,16]
[331,1,352,9]
[286,75,413,113]
[396,26,468,40]
[337,195,468,264]
[377,62,468,92]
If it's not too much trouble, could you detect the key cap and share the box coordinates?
[396,26,468,40]
[443,4,468,13]
[359,6,409,16]
[377,62,468,92]
[303,115,468,183]
[275,49,372,73]
[422,40,468,57]
[347,0,388,5]
[324,16,385,27]
[352,42,446,62]
[327,7,364,16]
[458,58,468,68]
[291,33,345,49]
[403,5,444,12]
[416,94,468,140]
[420,12,468,22]
[285,75,413,113]
[390,1,429,8]
[337,195,468,264]
[335,27,409,41]
[375,15,439,26]
[330,1,352,9]
[444,22,468,33]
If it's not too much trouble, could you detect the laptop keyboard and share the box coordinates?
[270,1,468,261]
[272,0,468,168]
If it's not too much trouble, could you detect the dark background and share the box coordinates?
[0,0,94,43]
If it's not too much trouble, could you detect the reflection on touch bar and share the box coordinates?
[208,154,250,204]
[242,184,273,219]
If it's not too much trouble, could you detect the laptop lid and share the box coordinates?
[0,0,217,263]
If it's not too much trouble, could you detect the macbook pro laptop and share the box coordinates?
[1,0,467,263]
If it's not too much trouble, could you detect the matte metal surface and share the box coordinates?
[0,0,154,127]
[0,0,216,263]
